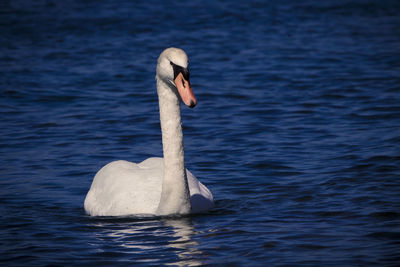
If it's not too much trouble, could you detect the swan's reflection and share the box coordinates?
[163,217,203,266]
[91,216,204,266]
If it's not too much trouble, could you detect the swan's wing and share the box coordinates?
[186,169,215,213]
[84,159,163,216]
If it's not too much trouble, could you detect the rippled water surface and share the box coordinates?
[1,0,400,265]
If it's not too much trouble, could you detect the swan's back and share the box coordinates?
[84,157,214,216]
[84,158,163,216]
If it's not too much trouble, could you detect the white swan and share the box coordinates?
[84,48,214,216]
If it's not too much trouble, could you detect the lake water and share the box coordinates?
[1,0,400,265]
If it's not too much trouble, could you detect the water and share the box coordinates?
[1,0,400,265]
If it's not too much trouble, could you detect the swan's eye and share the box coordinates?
[181,67,190,81]
[170,61,190,81]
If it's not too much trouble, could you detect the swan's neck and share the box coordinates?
[156,78,191,215]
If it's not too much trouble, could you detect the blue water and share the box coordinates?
[1,0,400,265]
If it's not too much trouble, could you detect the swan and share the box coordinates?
[84,48,214,216]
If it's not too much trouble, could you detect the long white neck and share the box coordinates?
[156,78,191,215]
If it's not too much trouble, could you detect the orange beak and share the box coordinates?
[174,72,197,108]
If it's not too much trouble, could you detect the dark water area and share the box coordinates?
[1,0,400,265]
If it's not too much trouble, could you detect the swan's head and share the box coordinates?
[157,48,197,108]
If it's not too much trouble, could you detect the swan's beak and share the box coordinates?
[174,72,197,108]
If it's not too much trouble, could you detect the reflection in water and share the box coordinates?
[91,217,204,266]
[163,218,203,266]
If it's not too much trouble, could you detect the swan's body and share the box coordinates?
[84,158,213,216]
[84,48,214,216]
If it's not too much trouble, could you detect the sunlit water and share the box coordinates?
[1,0,400,265]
